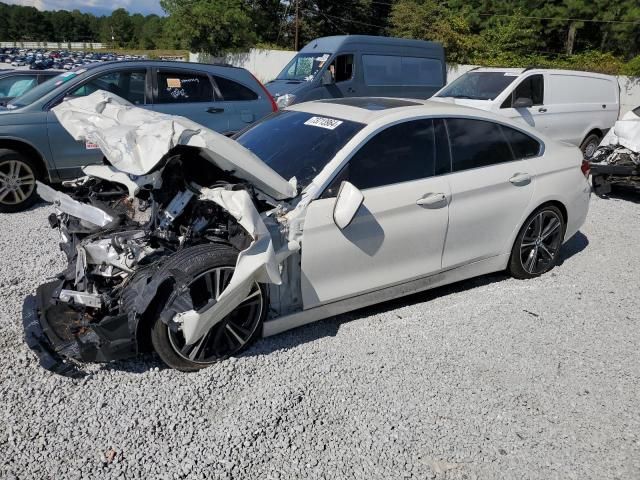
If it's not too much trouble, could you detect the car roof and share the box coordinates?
[70,59,239,72]
[471,66,615,80]
[287,97,525,125]
[300,35,443,54]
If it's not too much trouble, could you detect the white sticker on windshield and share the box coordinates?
[315,54,330,62]
[503,72,520,76]
[304,116,343,130]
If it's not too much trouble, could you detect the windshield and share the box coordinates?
[0,76,37,99]
[7,71,80,108]
[436,72,518,100]
[235,110,364,189]
[277,52,332,81]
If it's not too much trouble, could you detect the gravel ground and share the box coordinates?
[1,193,639,480]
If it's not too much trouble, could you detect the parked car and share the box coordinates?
[590,105,640,195]
[0,60,277,212]
[432,67,619,157]
[10,57,26,67]
[266,35,446,108]
[23,93,591,376]
[0,70,59,107]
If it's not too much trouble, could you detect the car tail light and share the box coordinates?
[581,159,591,177]
[250,72,278,112]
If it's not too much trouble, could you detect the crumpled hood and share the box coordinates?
[265,79,307,98]
[52,90,297,200]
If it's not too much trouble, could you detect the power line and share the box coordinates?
[299,8,389,30]
[479,13,640,25]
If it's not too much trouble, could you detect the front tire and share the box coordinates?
[508,205,566,279]
[0,149,40,213]
[150,244,265,372]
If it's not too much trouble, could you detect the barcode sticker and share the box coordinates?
[304,116,343,130]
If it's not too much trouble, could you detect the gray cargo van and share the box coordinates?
[266,35,446,108]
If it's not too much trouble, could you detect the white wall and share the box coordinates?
[191,51,640,118]
[190,49,296,83]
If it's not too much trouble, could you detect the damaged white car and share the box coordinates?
[23,92,591,376]
[590,106,640,195]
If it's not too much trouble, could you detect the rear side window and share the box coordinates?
[157,71,213,103]
[346,119,436,190]
[502,126,541,159]
[362,55,442,87]
[214,76,258,101]
[446,118,514,171]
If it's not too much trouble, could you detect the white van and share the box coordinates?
[432,68,620,157]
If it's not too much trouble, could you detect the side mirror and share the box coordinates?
[321,69,334,86]
[333,181,364,230]
[513,97,533,108]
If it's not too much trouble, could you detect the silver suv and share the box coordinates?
[0,60,277,212]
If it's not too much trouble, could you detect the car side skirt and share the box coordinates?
[262,254,510,337]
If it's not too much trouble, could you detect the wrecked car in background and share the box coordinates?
[23,92,591,377]
[591,106,640,196]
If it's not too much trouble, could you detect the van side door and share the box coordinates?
[323,53,357,98]
[498,74,552,135]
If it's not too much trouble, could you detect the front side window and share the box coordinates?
[214,76,257,101]
[277,52,332,81]
[0,75,38,99]
[328,54,354,83]
[338,119,436,192]
[69,70,146,105]
[437,71,518,100]
[235,110,364,190]
[446,118,514,172]
[157,71,213,104]
[503,74,544,107]
[363,55,442,87]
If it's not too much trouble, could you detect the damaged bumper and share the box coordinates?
[22,279,137,377]
[591,162,639,196]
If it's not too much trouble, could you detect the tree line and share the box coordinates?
[1,1,639,74]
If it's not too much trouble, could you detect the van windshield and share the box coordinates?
[436,71,518,100]
[277,52,332,81]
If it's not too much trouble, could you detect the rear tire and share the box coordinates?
[580,133,601,159]
[508,205,566,279]
[0,149,41,213]
[150,244,265,372]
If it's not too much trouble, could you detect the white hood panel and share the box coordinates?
[53,91,297,200]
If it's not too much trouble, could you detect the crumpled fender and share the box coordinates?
[175,187,295,345]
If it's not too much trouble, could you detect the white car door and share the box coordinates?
[441,118,539,268]
[301,119,451,309]
[498,74,553,136]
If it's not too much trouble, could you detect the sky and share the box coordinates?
[3,0,165,16]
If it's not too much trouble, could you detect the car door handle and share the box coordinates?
[538,107,547,113]
[207,107,224,114]
[416,193,447,208]
[509,173,532,186]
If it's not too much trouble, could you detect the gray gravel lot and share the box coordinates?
[1,194,639,480]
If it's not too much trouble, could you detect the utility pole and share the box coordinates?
[294,0,299,51]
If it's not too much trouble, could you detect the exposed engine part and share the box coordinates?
[58,290,103,308]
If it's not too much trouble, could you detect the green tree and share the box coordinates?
[160,0,257,55]
[390,0,478,63]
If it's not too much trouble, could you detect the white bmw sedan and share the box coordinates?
[26,94,591,374]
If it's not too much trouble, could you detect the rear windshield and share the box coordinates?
[436,71,518,101]
[7,71,79,108]
[235,110,364,189]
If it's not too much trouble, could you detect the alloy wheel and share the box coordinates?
[167,267,263,363]
[519,210,563,275]
[0,159,36,206]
